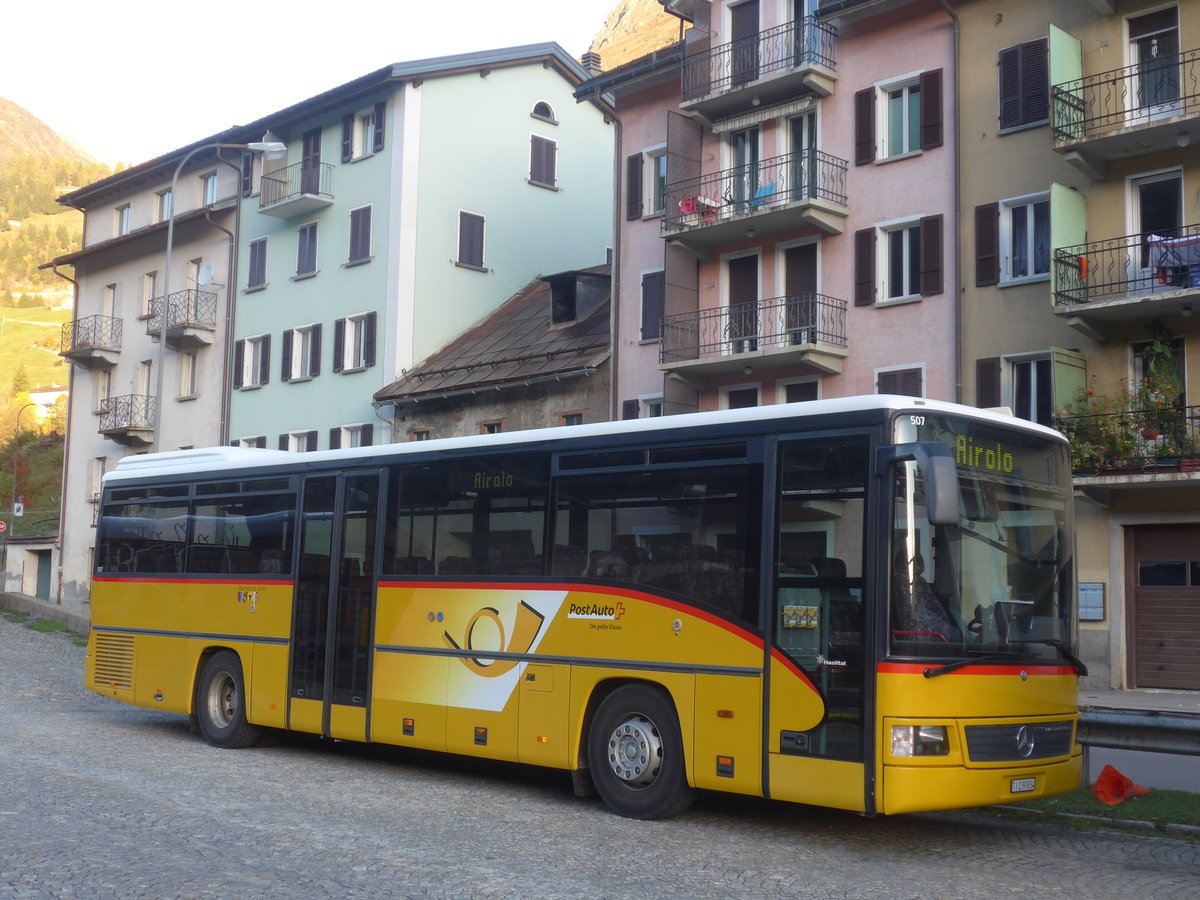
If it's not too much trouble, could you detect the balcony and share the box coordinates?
[145,289,218,349]
[60,315,121,369]
[258,161,333,218]
[661,150,847,254]
[1052,47,1200,177]
[1052,223,1200,338]
[660,292,847,378]
[681,18,837,120]
[99,394,156,446]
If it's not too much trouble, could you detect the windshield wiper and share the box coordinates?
[922,653,1019,678]
[1024,639,1088,676]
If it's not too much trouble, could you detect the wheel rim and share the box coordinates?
[605,713,663,789]
[206,670,237,729]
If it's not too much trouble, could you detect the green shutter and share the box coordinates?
[1050,182,1087,306]
[1049,25,1083,142]
[1051,347,1087,413]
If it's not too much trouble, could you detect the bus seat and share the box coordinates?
[439,556,481,576]
[550,545,586,576]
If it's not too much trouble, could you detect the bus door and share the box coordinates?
[766,435,871,812]
[289,470,382,741]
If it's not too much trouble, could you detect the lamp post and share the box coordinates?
[152,141,286,452]
[9,401,37,535]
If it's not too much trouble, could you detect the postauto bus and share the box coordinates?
[86,396,1085,818]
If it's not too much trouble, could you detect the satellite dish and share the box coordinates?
[197,261,214,286]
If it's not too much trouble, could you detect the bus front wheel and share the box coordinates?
[588,684,693,819]
[194,651,263,749]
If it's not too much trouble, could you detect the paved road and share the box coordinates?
[2,618,1198,900]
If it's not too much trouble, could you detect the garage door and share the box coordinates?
[1131,526,1200,690]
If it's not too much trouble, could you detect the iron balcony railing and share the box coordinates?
[61,314,122,353]
[682,17,837,101]
[145,289,218,335]
[1055,404,1200,474]
[259,160,333,208]
[99,394,156,433]
[1053,222,1200,307]
[661,292,846,364]
[662,149,847,234]
[1052,46,1200,145]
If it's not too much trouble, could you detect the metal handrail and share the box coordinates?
[259,160,333,208]
[1052,222,1200,307]
[98,394,156,433]
[661,292,846,364]
[145,289,218,334]
[662,149,847,234]
[681,17,837,101]
[1052,46,1200,144]
[1080,706,1200,757]
[1054,403,1200,472]
[61,314,122,353]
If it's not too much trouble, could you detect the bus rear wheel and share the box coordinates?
[194,651,263,749]
[588,684,693,819]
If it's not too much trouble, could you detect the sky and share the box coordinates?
[4,0,620,165]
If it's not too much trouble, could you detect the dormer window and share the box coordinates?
[548,272,608,325]
[531,101,558,125]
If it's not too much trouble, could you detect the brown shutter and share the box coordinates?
[1022,39,1049,125]
[233,339,244,389]
[900,368,923,397]
[641,270,664,340]
[280,330,293,382]
[241,151,254,197]
[310,323,322,377]
[306,431,318,452]
[373,102,386,153]
[919,214,943,296]
[259,334,271,386]
[329,427,341,450]
[622,399,639,420]
[976,357,1002,408]
[919,69,943,150]
[279,434,288,451]
[626,153,643,220]
[333,318,345,373]
[363,312,377,367]
[877,370,897,394]
[854,227,875,306]
[341,114,354,162]
[975,203,1000,287]
[998,46,1022,130]
[360,423,373,446]
[854,88,875,165]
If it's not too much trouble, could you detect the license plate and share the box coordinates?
[1011,777,1036,793]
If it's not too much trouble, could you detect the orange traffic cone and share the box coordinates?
[1092,764,1151,805]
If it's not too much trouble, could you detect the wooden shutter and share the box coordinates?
[332,318,345,373]
[233,339,244,388]
[306,431,318,452]
[879,367,923,397]
[854,88,875,165]
[622,399,639,420]
[259,334,271,386]
[255,436,266,449]
[976,357,1002,408]
[240,151,254,197]
[999,40,1049,130]
[341,114,354,162]
[999,46,1022,130]
[360,423,373,446]
[641,270,664,340]
[919,69,943,150]
[363,313,377,367]
[531,136,556,185]
[310,324,322,377]
[626,154,643,220]
[854,228,875,306]
[329,427,341,450]
[278,434,289,450]
[280,330,293,382]
[920,214,943,296]
[350,207,370,261]
[373,102,386,153]
[975,203,1000,287]
[459,212,484,267]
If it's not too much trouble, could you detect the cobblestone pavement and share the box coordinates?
[2,617,1198,900]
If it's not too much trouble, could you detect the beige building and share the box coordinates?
[959,0,1200,691]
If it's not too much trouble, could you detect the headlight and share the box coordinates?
[891,725,949,757]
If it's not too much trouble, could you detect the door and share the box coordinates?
[767,434,870,812]
[727,254,759,353]
[1130,526,1200,690]
[289,470,381,740]
[784,243,818,344]
[301,127,322,194]
[789,112,817,202]
[1130,9,1180,121]
[794,0,819,64]
[730,0,760,87]
[1133,172,1182,288]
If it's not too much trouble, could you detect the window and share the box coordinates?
[282,323,322,382]
[115,204,131,236]
[296,222,318,277]
[561,412,584,426]
[200,172,219,205]
[854,70,942,165]
[876,366,923,397]
[140,272,157,317]
[627,148,668,219]
[977,194,1050,287]
[854,215,943,305]
[341,102,386,161]
[234,334,271,389]
[235,436,267,449]
[329,423,374,449]
[530,135,557,188]
[722,385,760,409]
[531,101,557,124]
[883,222,921,300]
[179,351,198,398]
[458,211,485,269]
[410,429,431,442]
[998,39,1049,131]
[281,430,318,452]
[641,270,664,340]
[976,349,1085,422]
[481,421,504,434]
[100,283,116,319]
[95,369,111,411]
[247,238,267,289]
[90,457,106,503]
[780,379,819,404]
[333,312,376,372]
[156,190,172,223]
[348,206,372,263]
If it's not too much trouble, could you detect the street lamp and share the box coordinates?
[9,401,37,534]
[151,141,286,452]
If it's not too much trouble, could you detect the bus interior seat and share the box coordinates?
[550,545,586,576]
[439,556,481,576]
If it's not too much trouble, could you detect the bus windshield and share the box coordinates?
[889,413,1077,666]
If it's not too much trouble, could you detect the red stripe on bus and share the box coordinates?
[876,662,1077,676]
[769,647,821,696]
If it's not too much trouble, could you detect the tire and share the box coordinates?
[587,684,694,819]
[194,651,263,749]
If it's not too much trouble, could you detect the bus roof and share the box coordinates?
[105,395,1064,485]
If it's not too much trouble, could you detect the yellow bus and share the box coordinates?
[86,396,1085,818]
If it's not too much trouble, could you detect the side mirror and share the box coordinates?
[879,442,960,526]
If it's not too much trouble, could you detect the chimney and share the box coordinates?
[581,50,603,76]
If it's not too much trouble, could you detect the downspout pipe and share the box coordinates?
[939,0,962,404]
[47,264,79,606]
